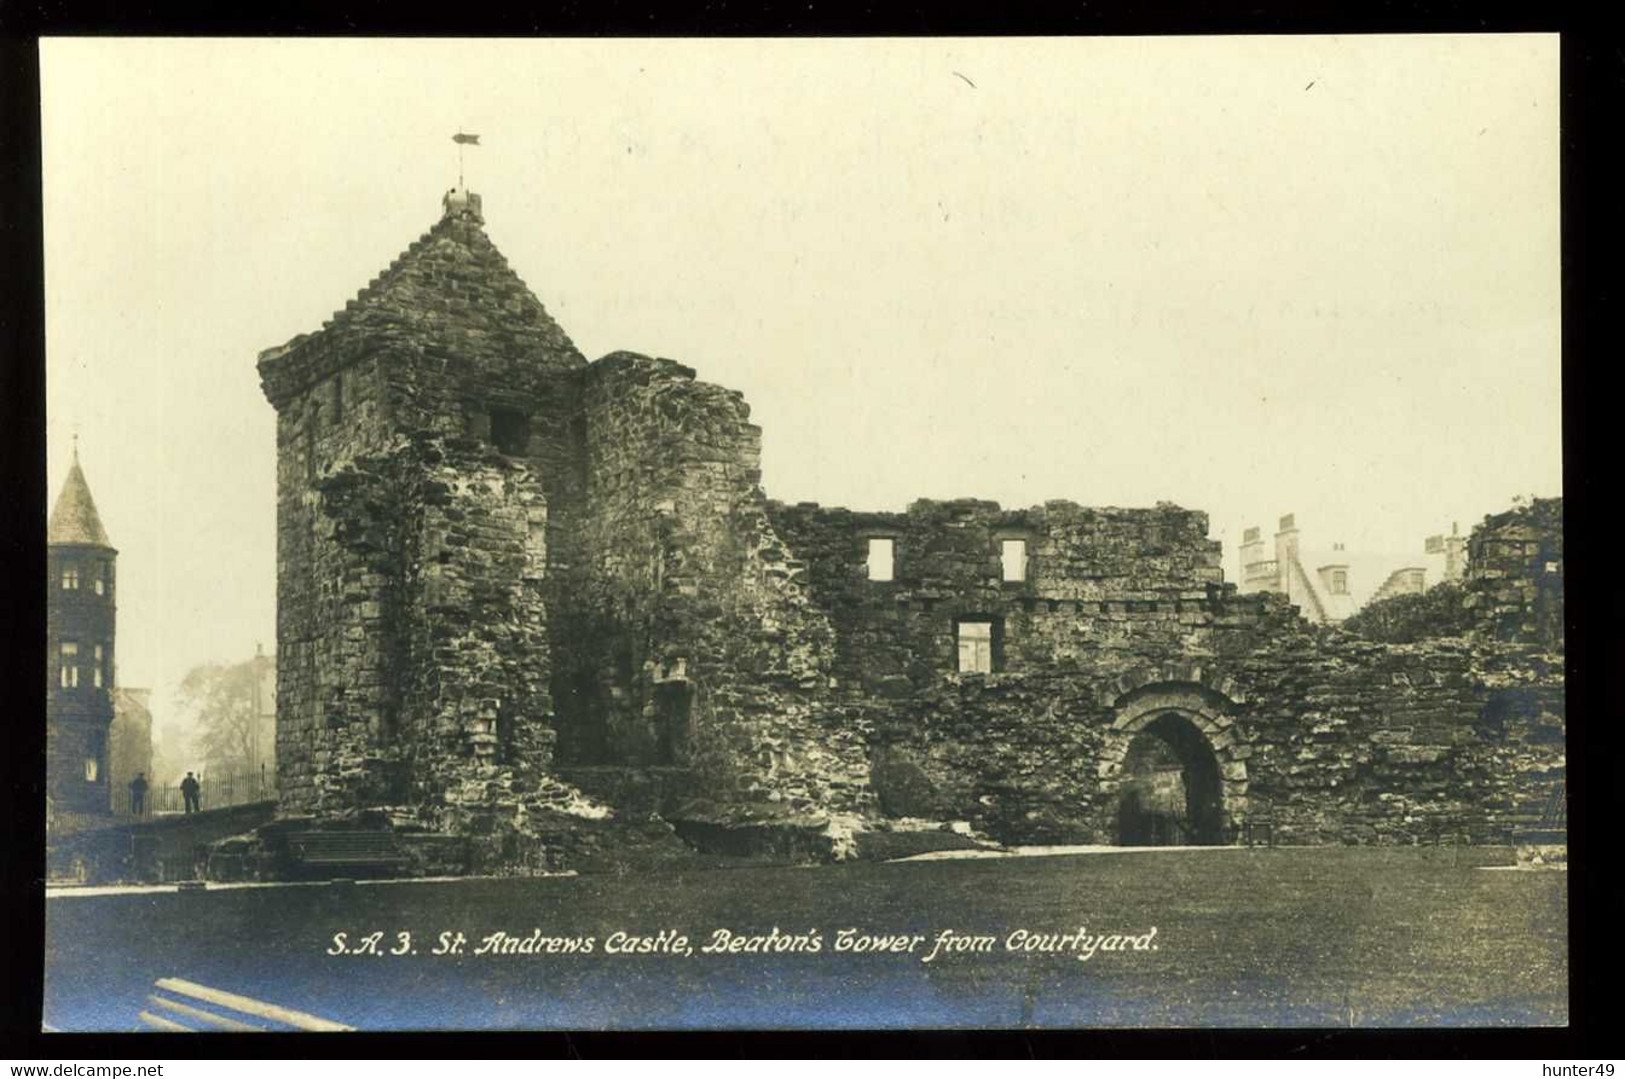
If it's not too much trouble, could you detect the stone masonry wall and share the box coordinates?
[851,640,1563,846]
[47,549,117,820]
[772,498,1563,848]
[1464,497,1564,648]
[270,359,399,815]
[767,499,1273,692]
[563,353,870,822]
[391,439,563,832]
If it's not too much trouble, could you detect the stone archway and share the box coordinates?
[1117,713,1225,845]
[1098,670,1248,846]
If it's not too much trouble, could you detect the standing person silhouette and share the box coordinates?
[180,771,201,814]
[129,772,148,816]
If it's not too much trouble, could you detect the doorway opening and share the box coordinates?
[1116,712,1225,846]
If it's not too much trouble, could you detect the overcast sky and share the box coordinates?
[41,35,1561,723]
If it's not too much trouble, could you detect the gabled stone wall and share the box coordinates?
[262,192,588,838]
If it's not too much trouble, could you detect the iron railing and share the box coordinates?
[132,767,276,816]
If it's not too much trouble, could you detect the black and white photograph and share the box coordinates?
[37,34,1566,1032]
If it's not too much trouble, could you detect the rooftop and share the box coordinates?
[47,452,113,549]
[256,188,584,407]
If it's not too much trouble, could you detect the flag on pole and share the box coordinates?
[453,132,481,145]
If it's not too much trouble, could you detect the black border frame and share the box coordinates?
[2,4,1618,1059]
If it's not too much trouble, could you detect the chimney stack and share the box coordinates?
[441,187,484,224]
[1274,513,1300,571]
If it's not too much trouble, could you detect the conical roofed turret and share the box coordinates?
[48,452,113,550]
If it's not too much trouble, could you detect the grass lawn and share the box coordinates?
[44,846,1566,1030]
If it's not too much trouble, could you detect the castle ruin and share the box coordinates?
[253,189,1565,873]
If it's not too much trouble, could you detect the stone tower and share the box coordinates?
[46,446,118,823]
[258,188,868,868]
[256,188,587,828]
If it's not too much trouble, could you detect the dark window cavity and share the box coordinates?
[490,407,531,456]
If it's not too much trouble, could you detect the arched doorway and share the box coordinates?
[1100,672,1248,847]
[1116,712,1225,846]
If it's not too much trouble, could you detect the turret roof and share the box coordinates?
[48,456,113,549]
[257,188,584,407]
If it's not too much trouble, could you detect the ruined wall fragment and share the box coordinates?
[1464,497,1563,647]
[776,496,1564,848]
[561,353,871,820]
[768,499,1281,691]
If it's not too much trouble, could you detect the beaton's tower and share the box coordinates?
[46,445,118,824]
[255,187,587,828]
[255,188,865,869]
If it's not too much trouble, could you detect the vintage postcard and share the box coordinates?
[40,35,1564,1031]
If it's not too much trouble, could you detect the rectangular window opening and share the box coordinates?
[85,730,104,782]
[957,620,995,674]
[866,537,895,582]
[60,641,79,688]
[93,644,105,688]
[1001,539,1028,582]
[61,563,79,590]
[490,407,531,456]
[93,563,105,595]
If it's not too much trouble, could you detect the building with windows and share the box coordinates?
[1236,514,1467,624]
[46,447,118,827]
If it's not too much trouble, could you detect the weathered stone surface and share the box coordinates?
[1464,498,1563,648]
[772,499,1564,847]
[870,750,941,818]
